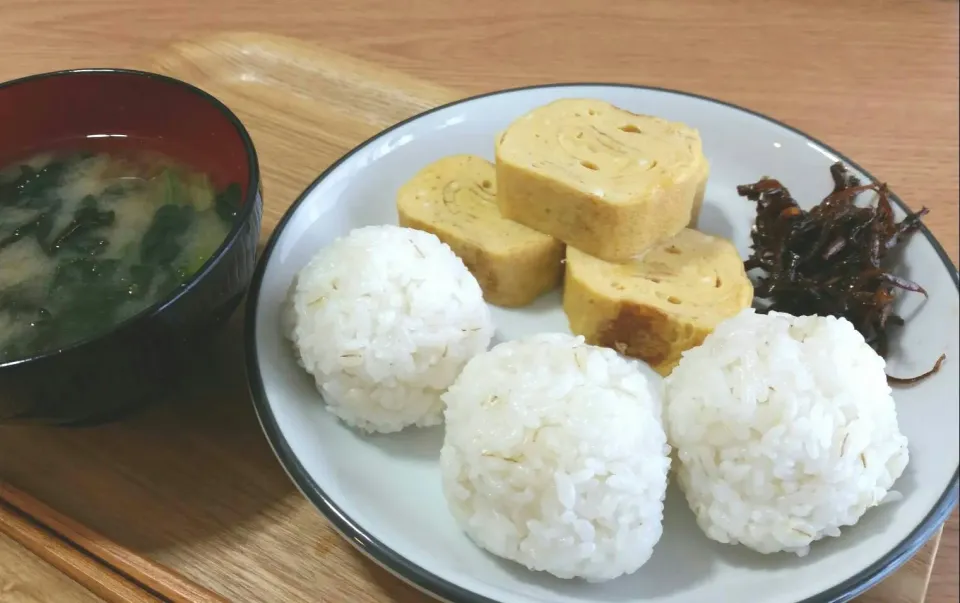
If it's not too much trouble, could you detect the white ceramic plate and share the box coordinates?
[245,84,959,603]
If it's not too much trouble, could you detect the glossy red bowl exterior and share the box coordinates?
[0,69,262,425]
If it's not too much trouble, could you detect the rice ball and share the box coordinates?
[440,333,670,582]
[284,225,494,433]
[664,309,909,556]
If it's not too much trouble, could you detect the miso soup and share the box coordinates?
[0,150,241,363]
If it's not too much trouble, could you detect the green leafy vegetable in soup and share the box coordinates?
[0,150,239,363]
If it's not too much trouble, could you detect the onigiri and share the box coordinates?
[284,225,494,433]
[440,333,670,582]
[664,308,909,556]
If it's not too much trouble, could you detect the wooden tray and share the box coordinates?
[0,32,944,603]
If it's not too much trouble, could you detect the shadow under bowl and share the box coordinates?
[0,68,262,426]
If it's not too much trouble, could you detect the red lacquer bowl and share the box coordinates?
[0,69,262,425]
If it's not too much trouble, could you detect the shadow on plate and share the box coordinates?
[0,303,296,552]
[696,200,736,242]
[358,424,446,461]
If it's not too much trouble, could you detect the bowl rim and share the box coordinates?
[244,82,960,603]
[0,67,261,370]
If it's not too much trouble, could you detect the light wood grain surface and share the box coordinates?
[0,499,163,603]
[0,483,228,603]
[0,2,957,603]
[0,533,104,603]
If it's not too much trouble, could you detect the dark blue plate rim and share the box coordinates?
[244,82,960,603]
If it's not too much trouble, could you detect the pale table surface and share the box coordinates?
[0,1,957,602]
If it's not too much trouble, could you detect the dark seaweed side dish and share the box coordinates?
[0,150,240,363]
[738,161,944,383]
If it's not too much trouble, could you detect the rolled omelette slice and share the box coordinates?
[495,98,709,262]
[563,228,752,376]
[397,154,565,307]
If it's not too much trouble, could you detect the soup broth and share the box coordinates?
[0,149,240,363]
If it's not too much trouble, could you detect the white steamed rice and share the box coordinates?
[283,225,494,433]
[664,308,909,556]
[440,333,670,582]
